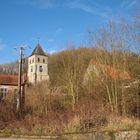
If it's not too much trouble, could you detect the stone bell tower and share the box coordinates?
[27,43,49,84]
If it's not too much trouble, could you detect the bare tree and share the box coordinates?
[88,19,133,115]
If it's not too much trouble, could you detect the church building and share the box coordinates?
[27,43,49,84]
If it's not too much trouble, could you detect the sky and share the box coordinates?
[0,0,139,64]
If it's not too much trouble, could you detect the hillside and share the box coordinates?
[0,46,140,136]
[0,18,140,136]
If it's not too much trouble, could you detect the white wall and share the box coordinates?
[27,54,49,83]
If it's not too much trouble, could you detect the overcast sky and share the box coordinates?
[0,0,139,63]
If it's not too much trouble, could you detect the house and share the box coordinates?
[84,60,130,84]
[27,43,49,84]
[0,74,27,101]
[0,74,18,101]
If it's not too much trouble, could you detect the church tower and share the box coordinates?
[27,43,49,84]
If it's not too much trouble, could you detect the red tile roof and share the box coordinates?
[0,74,18,86]
[0,74,27,86]
[89,60,130,80]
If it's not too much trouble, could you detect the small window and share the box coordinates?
[32,58,34,63]
[31,66,33,72]
[0,88,7,100]
[43,59,45,63]
[39,66,43,72]
[30,59,31,64]
[38,58,40,62]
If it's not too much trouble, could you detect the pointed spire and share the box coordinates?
[30,43,46,56]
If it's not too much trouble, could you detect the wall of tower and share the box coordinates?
[27,54,49,84]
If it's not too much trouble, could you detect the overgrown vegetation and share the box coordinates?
[0,16,140,136]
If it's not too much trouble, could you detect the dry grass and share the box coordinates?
[0,93,139,136]
[102,115,140,132]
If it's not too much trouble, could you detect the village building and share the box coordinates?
[0,43,49,100]
[0,74,18,101]
[0,74,27,101]
[27,43,49,84]
[84,59,130,84]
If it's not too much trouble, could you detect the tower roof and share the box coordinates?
[30,43,46,56]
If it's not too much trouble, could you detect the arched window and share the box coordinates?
[43,59,45,63]
[38,58,40,62]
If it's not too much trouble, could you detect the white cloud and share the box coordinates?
[67,0,111,16]
[47,38,55,42]
[55,28,63,33]
[0,46,3,51]
[48,47,66,54]
[128,0,137,7]
[121,0,138,8]
[77,33,84,37]
[48,49,57,54]
[0,40,5,51]
[15,0,112,18]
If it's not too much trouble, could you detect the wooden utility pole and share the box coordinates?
[16,47,23,112]
[15,45,30,113]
